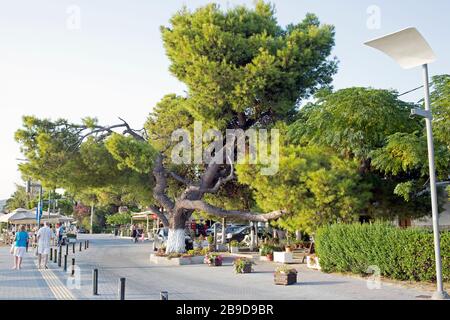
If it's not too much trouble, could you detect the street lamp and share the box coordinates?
[365,27,448,300]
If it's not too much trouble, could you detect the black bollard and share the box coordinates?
[160,291,169,300]
[71,258,75,276]
[84,240,87,250]
[87,240,89,248]
[63,255,67,272]
[66,243,69,256]
[79,242,82,252]
[93,269,99,296]
[58,248,62,267]
[50,248,53,261]
[118,278,126,300]
[72,242,75,254]
[53,249,57,263]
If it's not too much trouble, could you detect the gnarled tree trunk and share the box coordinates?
[165,209,190,254]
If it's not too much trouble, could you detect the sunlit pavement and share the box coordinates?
[0,234,431,300]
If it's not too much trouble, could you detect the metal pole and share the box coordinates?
[53,248,57,263]
[79,242,82,252]
[93,269,99,295]
[118,278,126,300]
[71,258,75,276]
[58,247,62,267]
[63,255,67,272]
[213,223,217,251]
[37,186,42,226]
[221,218,226,245]
[423,64,448,300]
[72,242,75,254]
[48,191,51,219]
[50,247,53,261]
[66,243,69,256]
[90,204,94,235]
[160,291,168,300]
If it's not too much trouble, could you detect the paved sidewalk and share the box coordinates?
[0,235,435,300]
[0,246,55,300]
[47,234,431,300]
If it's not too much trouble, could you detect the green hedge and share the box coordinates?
[315,223,450,282]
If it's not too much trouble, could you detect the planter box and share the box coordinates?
[306,256,321,270]
[230,246,239,254]
[274,252,294,264]
[238,264,252,274]
[274,273,297,286]
[190,255,205,264]
[150,254,205,266]
[208,259,222,267]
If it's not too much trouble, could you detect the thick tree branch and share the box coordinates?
[148,205,170,227]
[169,171,195,186]
[199,158,234,194]
[153,154,175,211]
[177,199,287,222]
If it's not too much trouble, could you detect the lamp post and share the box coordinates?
[365,27,448,300]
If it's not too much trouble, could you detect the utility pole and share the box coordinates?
[90,203,95,234]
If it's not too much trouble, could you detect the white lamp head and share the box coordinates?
[364,27,436,69]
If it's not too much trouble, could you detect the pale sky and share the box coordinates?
[1,0,449,199]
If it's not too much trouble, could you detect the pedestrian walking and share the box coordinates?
[36,222,55,269]
[131,225,137,243]
[56,223,64,247]
[12,225,29,270]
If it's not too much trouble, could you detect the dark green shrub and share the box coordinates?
[315,223,450,282]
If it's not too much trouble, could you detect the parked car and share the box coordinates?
[77,227,87,234]
[207,223,247,236]
[156,228,194,251]
[226,226,267,243]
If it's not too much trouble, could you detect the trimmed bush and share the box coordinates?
[315,223,450,282]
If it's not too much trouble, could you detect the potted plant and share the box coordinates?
[230,240,239,254]
[233,258,253,274]
[193,239,203,249]
[274,265,298,286]
[285,244,293,253]
[260,245,274,261]
[207,235,215,251]
[156,247,166,257]
[204,253,223,266]
[306,255,321,270]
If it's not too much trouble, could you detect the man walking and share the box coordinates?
[36,222,54,269]
[56,223,64,246]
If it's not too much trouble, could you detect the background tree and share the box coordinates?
[289,85,450,220]
[5,185,32,211]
